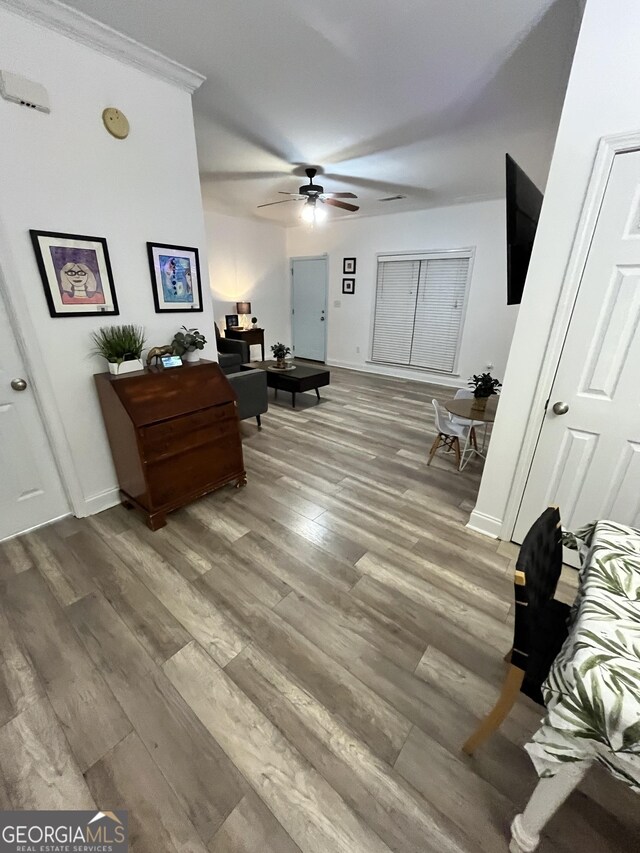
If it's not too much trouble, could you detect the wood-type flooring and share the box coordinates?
[1,366,636,852]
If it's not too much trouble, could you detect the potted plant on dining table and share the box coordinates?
[468,372,501,413]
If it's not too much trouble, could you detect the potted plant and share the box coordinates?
[91,325,146,375]
[468,372,502,412]
[271,342,291,369]
[172,326,207,362]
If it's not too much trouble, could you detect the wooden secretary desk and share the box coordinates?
[95,359,245,530]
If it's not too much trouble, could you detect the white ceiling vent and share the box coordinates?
[0,71,50,113]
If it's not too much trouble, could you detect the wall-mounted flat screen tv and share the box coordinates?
[506,153,543,305]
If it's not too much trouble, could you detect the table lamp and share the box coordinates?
[236,301,251,330]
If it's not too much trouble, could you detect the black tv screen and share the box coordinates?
[506,154,543,305]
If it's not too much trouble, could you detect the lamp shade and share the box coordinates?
[236,301,251,315]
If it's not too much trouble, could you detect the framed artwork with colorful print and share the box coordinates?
[147,242,203,313]
[30,230,119,317]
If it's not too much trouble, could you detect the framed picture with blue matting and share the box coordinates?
[147,242,203,313]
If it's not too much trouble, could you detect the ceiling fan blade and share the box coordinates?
[323,198,359,212]
[278,192,304,196]
[321,192,358,199]
[201,170,289,182]
[257,198,303,208]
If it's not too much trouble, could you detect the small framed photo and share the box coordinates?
[342,278,355,295]
[343,257,356,274]
[30,230,119,317]
[225,314,239,329]
[147,242,203,313]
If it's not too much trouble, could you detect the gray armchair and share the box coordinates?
[215,323,249,374]
[226,367,268,428]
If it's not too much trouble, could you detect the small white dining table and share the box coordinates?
[443,396,498,470]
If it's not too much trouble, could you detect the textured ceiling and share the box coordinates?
[61,0,582,224]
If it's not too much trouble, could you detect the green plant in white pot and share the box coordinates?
[172,326,207,362]
[91,325,146,375]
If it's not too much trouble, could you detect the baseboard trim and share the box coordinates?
[0,511,71,543]
[326,358,465,389]
[466,509,503,539]
[81,487,121,517]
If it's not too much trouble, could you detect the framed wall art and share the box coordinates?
[342,278,355,294]
[343,257,356,274]
[30,230,119,317]
[147,242,203,313]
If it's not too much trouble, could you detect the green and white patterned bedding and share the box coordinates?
[525,519,640,792]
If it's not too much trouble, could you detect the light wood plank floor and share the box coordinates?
[1,367,637,852]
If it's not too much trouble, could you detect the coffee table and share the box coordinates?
[245,361,330,408]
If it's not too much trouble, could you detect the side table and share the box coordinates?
[224,327,265,362]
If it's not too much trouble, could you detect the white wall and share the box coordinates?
[0,6,215,516]
[286,200,518,387]
[470,0,640,538]
[205,211,290,355]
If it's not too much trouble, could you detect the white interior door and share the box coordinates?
[514,150,640,550]
[291,257,327,361]
[0,284,69,541]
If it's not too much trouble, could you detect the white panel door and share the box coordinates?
[514,150,640,549]
[291,257,327,362]
[0,286,68,541]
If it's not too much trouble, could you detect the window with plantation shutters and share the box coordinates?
[371,250,472,373]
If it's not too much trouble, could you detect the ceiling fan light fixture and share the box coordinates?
[301,202,315,223]
[258,165,359,215]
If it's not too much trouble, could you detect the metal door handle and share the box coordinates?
[320,316,325,321]
[10,378,27,391]
[552,401,569,415]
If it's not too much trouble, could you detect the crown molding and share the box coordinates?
[1,0,205,93]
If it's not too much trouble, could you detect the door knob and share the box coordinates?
[552,401,569,415]
[10,378,27,391]
[320,316,325,321]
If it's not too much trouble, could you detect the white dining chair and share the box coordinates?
[428,399,475,469]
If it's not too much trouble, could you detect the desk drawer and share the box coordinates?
[146,435,243,506]
[141,404,236,461]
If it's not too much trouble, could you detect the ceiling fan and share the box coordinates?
[257,168,359,220]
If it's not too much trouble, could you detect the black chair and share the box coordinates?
[462,506,570,755]
[225,367,268,429]
[215,323,249,374]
